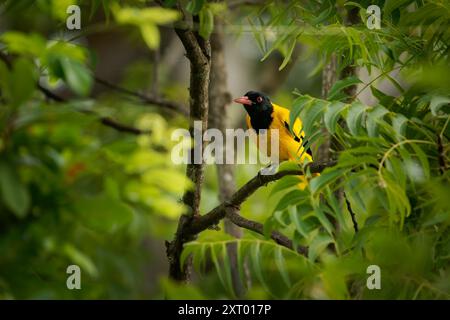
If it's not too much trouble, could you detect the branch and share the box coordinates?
[1,52,149,135]
[345,196,358,233]
[226,209,308,256]
[173,161,336,258]
[100,117,150,135]
[166,21,211,281]
[38,85,149,135]
[188,161,336,235]
[94,76,188,116]
[209,19,245,296]
[174,27,210,216]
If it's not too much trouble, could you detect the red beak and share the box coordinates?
[233,96,252,106]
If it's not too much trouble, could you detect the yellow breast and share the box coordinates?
[246,104,312,164]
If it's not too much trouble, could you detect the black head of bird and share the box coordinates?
[234,90,273,131]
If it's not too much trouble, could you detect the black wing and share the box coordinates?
[283,121,312,157]
[283,121,301,142]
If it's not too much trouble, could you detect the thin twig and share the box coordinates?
[1,51,156,135]
[226,208,308,256]
[345,196,358,233]
[38,85,149,135]
[437,134,447,175]
[94,76,188,116]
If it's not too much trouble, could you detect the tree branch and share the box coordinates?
[169,161,336,259]
[188,161,336,235]
[345,196,358,233]
[208,19,245,296]
[226,208,308,256]
[94,76,188,116]
[1,51,150,135]
[38,85,149,135]
[100,117,150,135]
[166,23,211,281]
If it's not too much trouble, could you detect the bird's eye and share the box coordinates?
[256,96,263,103]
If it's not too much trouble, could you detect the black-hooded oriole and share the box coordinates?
[234,91,314,188]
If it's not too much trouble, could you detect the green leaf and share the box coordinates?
[60,58,93,96]
[324,101,347,134]
[180,244,194,269]
[140,24,160,49]
[385,74,405,94]
[344,1,364,9]
[164,0,178,7]
[279,34,298,71]
[370,86,394,106]
[325,187,348,232]
[1,32,46,56]
[308,233,333,262]
[386,157,406,188]
[220,243,235,297]
[289,207,310,239]
[366,105,389,137]
[313,203,334,236]
[311,2,334,25]
[63,244,98,277]
[328,76,362,100]
[0,162,30,218]
[384,0,415,16]
[210,244,227,291]
[11,58,37,108]
[289,95,313,132]
[391,113,408,140]
[270,176,303,196]
[251,242,270,291]
[75,194,134,233]
[410,143,430,181]
[260,22,296,62]
[301,99,328,137]
[346,102,367,136]
[0,60,11,100]
[248,17,266,54]
[263,216,276,238]
[199,8,214,39]
[236,241,246,288]
[310,168,346,194]
[274,246,291,287]
[114,6,180,26]
[186,0,205,15]
[273,189,305,212]
[429,96,450,116]
[273,210,288,228]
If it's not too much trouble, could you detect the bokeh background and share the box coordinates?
[0,0,449,299]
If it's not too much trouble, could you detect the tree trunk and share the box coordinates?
[318,54,337,162]
[166,27,211,282]
[208,21,246,297]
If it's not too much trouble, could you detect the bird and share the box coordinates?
[234,90,314,189]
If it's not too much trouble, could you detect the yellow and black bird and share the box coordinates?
[234,91,313,188]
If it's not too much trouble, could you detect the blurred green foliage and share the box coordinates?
[0,0,449,300]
